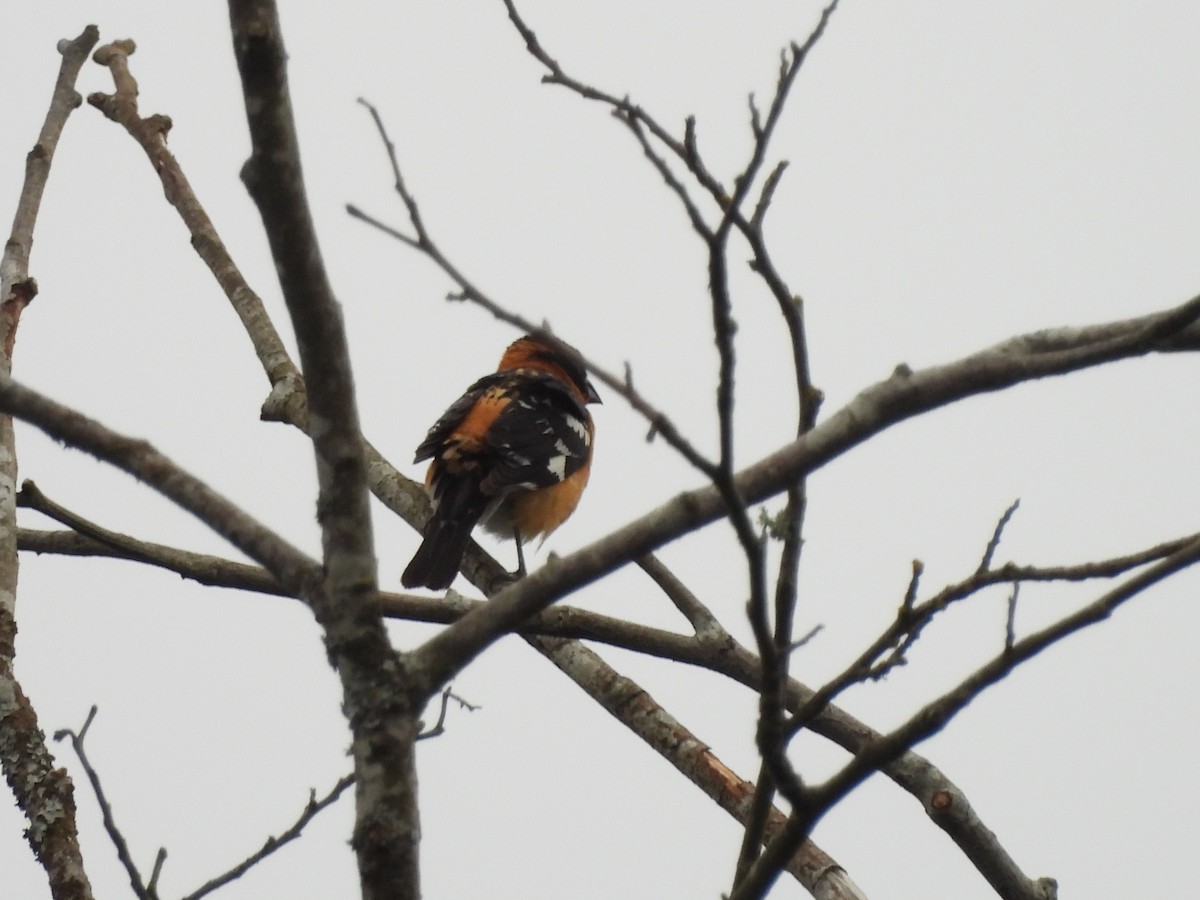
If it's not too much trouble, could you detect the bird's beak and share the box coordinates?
[585,380,602,404]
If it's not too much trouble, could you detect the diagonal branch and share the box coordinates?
[17,496,863,897]
[347,103,717,477]
[530,635,863,898]
[22,514,1189,688]
[3,25,99,321]
[73,16,1200,899]
[408,288,1200,693]
[54,707,154,900]
[22,498,1193,898]
[181,774,355,900]
[0,375,318,587]
[504,0,833,433]
[80,51,856,898]
[0,24,100,900]
[635,553,722,637]
[502,0,728,203]
[733,533,1200,899]
[13,523,705,664]
[87,38,302,416]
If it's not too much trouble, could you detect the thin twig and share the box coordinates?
[900,560,924,616]
[788,519,1200,740]
[54,707,152,900]
[1004,584,1020,652]
[417,687,480,741]
[737,485,811,876]
[87,37,302,412]
[407,275,1200,690]
[613,107,712,238]
[181,775,356,900]
[19,479,187,569]
[147,849,167,898]
[635,553,723,638]
[349,103,719,478]
[979,499,1021,572]
[3,25,99,320]
[25,515,1181,899]
[502,0,729,202]
[738,534,1200,899]
[0,374,320,586]
[734,759,776,885]
[505,0,836,439]
[787,624,823,654]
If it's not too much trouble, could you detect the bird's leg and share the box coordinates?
[513,528,528,579]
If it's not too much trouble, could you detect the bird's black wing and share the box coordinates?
[481,371,592,497]
[412,372,509,464]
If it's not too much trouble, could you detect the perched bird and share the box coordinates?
[401,333,601,590]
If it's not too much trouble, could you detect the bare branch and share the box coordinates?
[743,531,1200,898]
[15,524,720,664]
[147,849,166,899]
[900,559,924,616]
[502,0,728,202]
[0,375,320,585]
[734,760,776,887]
[350,103,719,477]
[54,707,152,900]
[416,688,479,741]
[87,39,302,411]
[750,160,788,231]
[2,24,98,322]
[737,484,810,879]
[226,6,418,898]
[226,2,378,602]
[789,521,1200,741]
[181,775,355,900]
[612,108,712,238]
[27,506,1184,898]
[408,288,1200,696]
[726,3,840,215]
[71,68,858,900]
[530,635,851,896]
[636,553,724,638]
[0,25,100,900]
[979,499,1021,572]
[1004,584,1020,652]
[19,479,203,572]
[19,526,296,597]
[787,625,823,654]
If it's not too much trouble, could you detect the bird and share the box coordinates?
[401,332,601,590]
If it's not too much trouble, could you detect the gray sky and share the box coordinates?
[4,3,1199,898]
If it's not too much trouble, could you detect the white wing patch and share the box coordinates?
[563,414,589,444]
[482,374,592,492]
[546,449,568,480]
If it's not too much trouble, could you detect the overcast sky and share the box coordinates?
[4,3,1199,898]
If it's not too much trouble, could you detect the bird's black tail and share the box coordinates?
[401,476,489,590]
